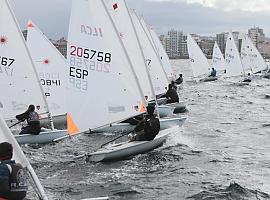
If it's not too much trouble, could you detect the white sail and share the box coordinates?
[130,10,169,96]
[0,112,48,200]
[187,34,210,78]
[104,0,154,101]
[149,27,174,81]
[241,34,267,74]
[0,0,48,120]
[212,41,226,72]
[224,31,244,77]
[27,20,67,117]
[67,0,145,133]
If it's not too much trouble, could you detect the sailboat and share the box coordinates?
[187,34,217,82]
[0,0,67,144]
[26,20,67,129]
[224,31,248,85]
[68,0,176,162]
[240,34,268,77]
[131,12,187,113]
[91,0,186,134]
[212,41,226,75]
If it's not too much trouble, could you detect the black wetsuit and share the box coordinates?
[133,114,160,141]
[16,111,41,135]
[165,88,179,104]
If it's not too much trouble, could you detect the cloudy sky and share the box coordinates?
[9,0,270,39]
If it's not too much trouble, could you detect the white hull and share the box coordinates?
[15,129,67,144]
[92,117,186,134]
[166,101,188,113]
[158,105,175,117]
[88,128,174,162]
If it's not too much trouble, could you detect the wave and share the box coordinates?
[187,182,270,200]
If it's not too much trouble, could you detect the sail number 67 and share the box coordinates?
[70,45,111,63]
[0,56,15,66]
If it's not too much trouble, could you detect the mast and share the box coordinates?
[6,0,55,130]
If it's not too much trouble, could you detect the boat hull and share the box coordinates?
[88,128,173,162]
[199,77,218,82]
[91,117,186,134]
[15,129,68,144]
[166,101,188,113]
[158,105,175,117]
[234,82,250,86]
[262,72,270,79]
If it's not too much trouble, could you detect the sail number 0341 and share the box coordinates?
[70,46,111,63]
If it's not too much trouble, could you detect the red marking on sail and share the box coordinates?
[0,36,7,45]
[43,59,49,64]
[119,32,124,38]
[27,21,34,28]
[113,3,118,10]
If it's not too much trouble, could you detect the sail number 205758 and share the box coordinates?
[70,45,111,63]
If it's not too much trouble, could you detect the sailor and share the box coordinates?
[243,72,252,82]
[175,74,183,85]
[171,80,177,90]
[16,105,41,135]
[209,67,217,77]
[0,142,28,200]
[129,105,160,141]
[165,84,179,104]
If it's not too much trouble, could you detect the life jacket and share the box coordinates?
[27,111,41,135]
[28,111,39,122]
[3,163,27,200]
[144,116,160,141]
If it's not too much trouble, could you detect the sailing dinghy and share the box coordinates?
[91,0,186,134]
[0,0,68,144]
[187,34,217,82]
[225,31,249,86]
[132,12,187,113]
[212,41,226,75]
[68,0,176,161]
[26,20,67,129]
[240,34,269,78]
[88,127,175,162]
[139,18,187,113]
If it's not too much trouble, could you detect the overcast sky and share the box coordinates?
[9,0,270,39]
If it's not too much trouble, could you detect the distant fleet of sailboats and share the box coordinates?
[186,31,269,84]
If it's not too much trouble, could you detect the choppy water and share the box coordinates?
[23,59,270,200]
